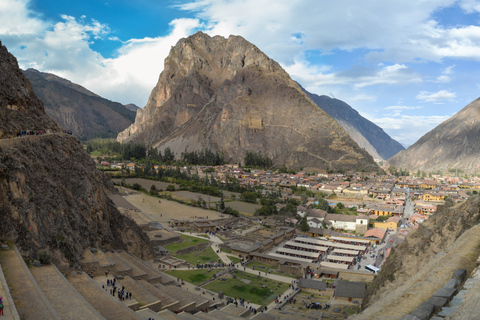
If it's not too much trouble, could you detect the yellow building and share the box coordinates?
[372,216,401,231]
[422,192,445,201]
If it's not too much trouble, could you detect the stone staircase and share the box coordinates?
[0,246,259,320]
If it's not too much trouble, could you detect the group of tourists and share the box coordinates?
[103,278,132,301]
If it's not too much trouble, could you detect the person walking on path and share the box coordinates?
[0,301,4,316]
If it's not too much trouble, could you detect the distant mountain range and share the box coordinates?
[387,97,480,173]
[118,32,382,171]
[23,69,137,140]
[302,88,404,160]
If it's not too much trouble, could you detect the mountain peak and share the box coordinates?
[118,33,379,171]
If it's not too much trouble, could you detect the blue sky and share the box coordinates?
[2,0,480,146]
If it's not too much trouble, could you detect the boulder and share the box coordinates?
[411,302,434,320]
[452,269,467,282]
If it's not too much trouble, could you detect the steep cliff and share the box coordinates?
[387,98,480,172]
[24,69,136,140]
[0,41,151,268]
[0,42,59,138]
[358,197,480,319]
[118,32,379,172]
[303,91,404,160]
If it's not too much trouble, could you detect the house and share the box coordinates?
[371,216,401,231]
[334,281,366,303]
[363,228,386,243]
[297,278,328,294]
[421,191,446,201]
[307,228,341,239]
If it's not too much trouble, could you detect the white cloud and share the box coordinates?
[284,59,422,91]
[351,94,377,102]
[384,106,423,111]
[416,90,456,102]
[1,1,202,106]
[361,113,452,145]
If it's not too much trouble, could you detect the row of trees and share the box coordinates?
[180,149,225,166]
[244,151,273,168]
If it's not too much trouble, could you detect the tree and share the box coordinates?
[336,202,345,210]
[240,191,258,203]
[299,216,310,232]
[150,184,158,196]
[218,196,226,211]
[166,184,175,192]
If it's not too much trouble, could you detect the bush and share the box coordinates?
[37,249,52,265]
[166,184,176,191]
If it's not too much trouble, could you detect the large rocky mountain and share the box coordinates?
[0,41,151,267]
[23,68,137,140]
[118,32,379,172]
[387,97,480,173]
[303,90,404,160]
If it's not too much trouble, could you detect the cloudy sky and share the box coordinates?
[2,0,480,146]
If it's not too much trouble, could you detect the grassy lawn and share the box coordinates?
[165,269,219,286]
[227,255,241,264]
[173,246,220,265]
[204,271,289,305]
[164,234,211,253]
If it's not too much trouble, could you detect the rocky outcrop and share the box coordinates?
[358,197,480,319]
[0,41,152,268]
[118,32,379,172]
[23,69,136,140]
[303,90,404,160]
[0,42,59,138]
[387,97,480,172]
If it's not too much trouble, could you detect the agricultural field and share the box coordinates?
[112,178,178,190]
[224,201,261,216]
[123,193,224,221]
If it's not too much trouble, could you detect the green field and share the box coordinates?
[204,271,289,305]
[164,234,211,253]
[165,269,219,285]
[173,246,220,265]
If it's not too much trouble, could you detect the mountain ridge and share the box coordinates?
[386,97,480,173]
[301,88,404,160]
[23,68,137,140]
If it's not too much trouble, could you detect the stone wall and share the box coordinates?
[176,242,211,256]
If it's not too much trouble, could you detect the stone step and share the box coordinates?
[30,264,105,320]
[157,309,182,320]
[80,249,100,275]
[176,312,198,320]
[0,246,61,320]
[94,249,115,270]
[93,275,141,311]
[221,303,252,317]
[68,271,142,320]
[112,252,148,280]
[194,311,225,320]
[119,251,163,283]
[0,262,20,320]
[137,280,180,311]
[135,307,170,320]
[118,276,163,312]
[166,285,211,310]
[106,251,133,277]
[208,309,246,319]
[142,281,195,312]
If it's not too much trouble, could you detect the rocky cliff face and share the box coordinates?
[24,69,136,140]
[0,42,59,138]
[303,91,404,160]
[387,98,480,172]
[358,197,480,319]
[0,41,151,268]
[118,32,379,171]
